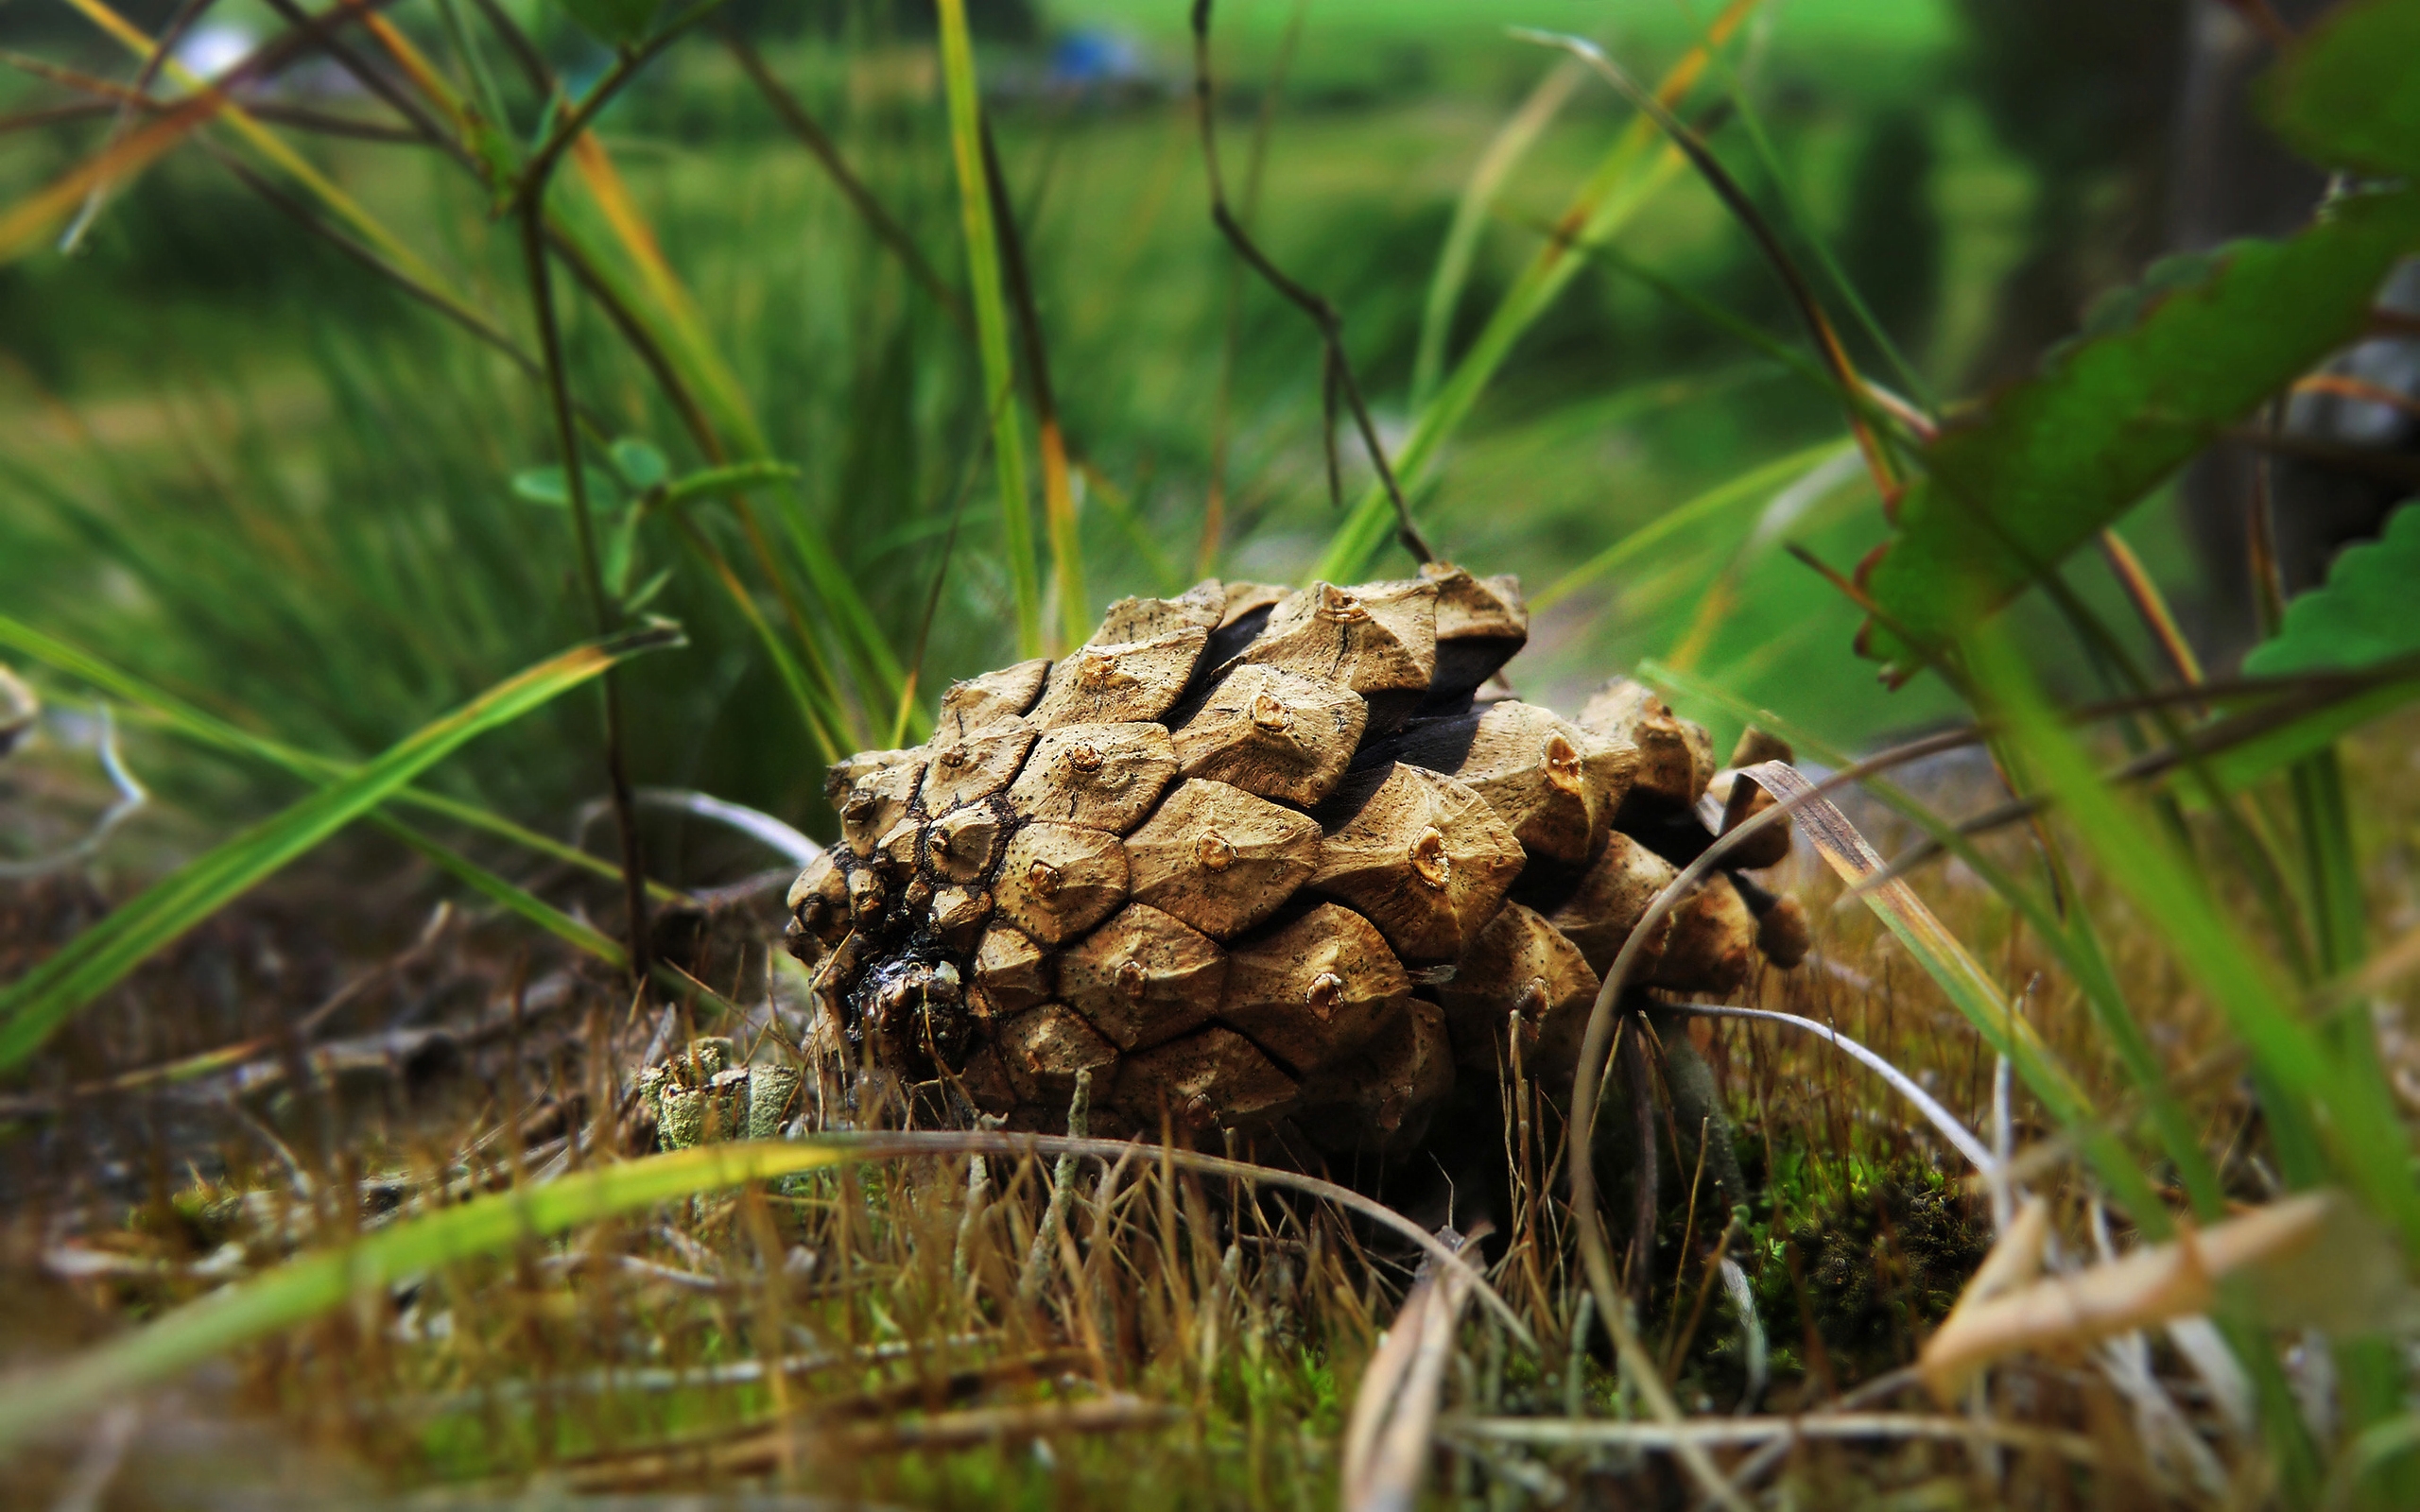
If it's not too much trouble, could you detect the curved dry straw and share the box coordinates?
[1560,733,1975,1511]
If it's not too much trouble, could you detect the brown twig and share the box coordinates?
[257,0,461,163]
[507,3,725,217]
[518,197,652,991]
[1189,0,1432,565]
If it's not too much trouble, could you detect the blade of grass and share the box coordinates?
[373,817,626,967]
[0,613,691,904]
[1965,627,2420,1254]
[1313,0,1764,582]
[385,818,747,1020]
[935,0,1042,659]
[0,1130,1526,1456]
[1510,30,1903,509]
[1531,439,1850,612]
[718,26,966,331]
[0,626,681,1071]
[1675,7,1934,411]
[556,136,902,739]
[356,8,891,746]
[65,0,463,302]
[1409,58,1584,410]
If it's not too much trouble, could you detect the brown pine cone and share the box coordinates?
[786,569,1804,1157]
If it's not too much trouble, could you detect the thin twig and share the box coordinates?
[1446,1409,2101,1461]
[59,0,212,252]
[1200,0,1310,575]
[507,2,726,216]
[1512,28,1906,509]
[257,0,462,163]
[518,196,651,990]
[1189,0,1431,564]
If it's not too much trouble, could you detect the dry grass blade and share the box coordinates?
[1444,1411,2102,1462]
[65,0,458,296]
[1341,1222,1489,1512]
[1563,740,1989,1512]
[1918,1192,2348,1400]
[577,1396,1184,1488]
[1745,764,2103,1133]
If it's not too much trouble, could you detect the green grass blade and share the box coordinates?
[1313,0,1763,583]
[1531,439,1849,612]
[655,460,803,511]
[1409,57,1584,410]
[1966,627,2420,1254]
[0,613,690,904]
[373,816,630,968]
[543,200,898,740]
[0,626,681,1071]
[936,0,1041,658]
[0,1140,856,1456]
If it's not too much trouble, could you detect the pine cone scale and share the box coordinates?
[785,572,1806,1153]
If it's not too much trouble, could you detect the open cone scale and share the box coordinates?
[771,568,1804,1155]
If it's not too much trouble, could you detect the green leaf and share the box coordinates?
[2246,502,2420,676]
[1859,188,2420,677]
[550,0,664,46]
[2262,0,2420,177]
[609,437,670,490]
[510,464,624,511]
[935,0,1041,658]
[0,626,680,1072]
[2207,503,2420,783]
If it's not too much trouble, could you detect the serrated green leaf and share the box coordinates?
[2261,0,2420,177]
[2204,503,2420,784]
[1859,188,2420,677]
[2246,502,2420,676]
[550,0,663,46]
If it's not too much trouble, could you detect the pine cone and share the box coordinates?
[786,569,1802,1156]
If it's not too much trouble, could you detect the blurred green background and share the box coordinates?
[0,0,2214,873]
